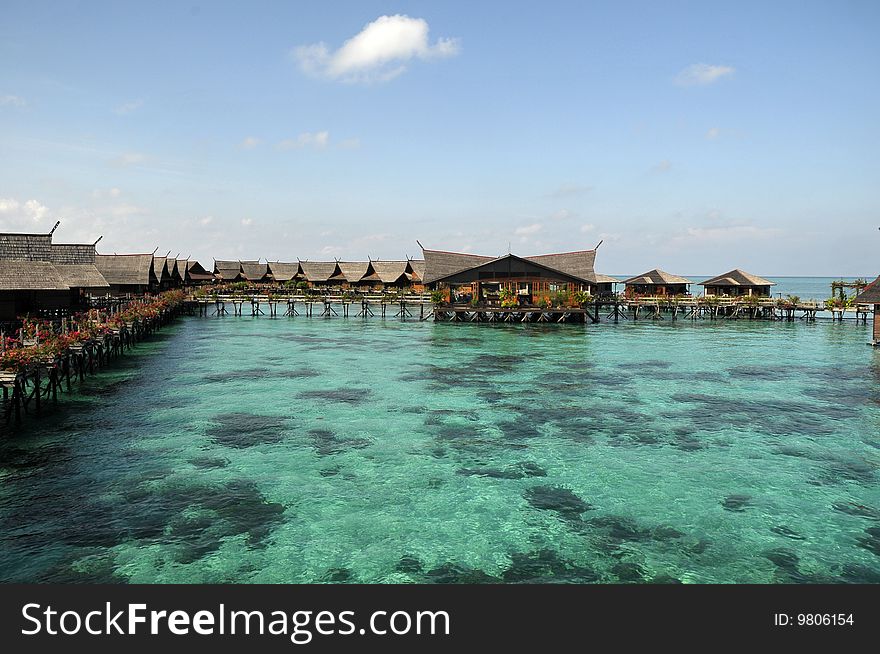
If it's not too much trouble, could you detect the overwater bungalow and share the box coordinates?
[855,276,880,345]
[298,261,345,289]
[267,262,299,284]
[420,245,606,305]
[95,253,158,295]
[185,260,215,285]
[360,260,414,290]
[700,269,776,297]
[240,260,272,283]
[213,260,246,282]
[623,269,692,298]
[336,261,371,288]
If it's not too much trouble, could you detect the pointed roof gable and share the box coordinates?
[429,253,594,286]
[337,261,371,283]
[95,254,156,286]
[299,261,342,283]
[268,262,300,282]
[699,269,775,287]
[623,269,693,285]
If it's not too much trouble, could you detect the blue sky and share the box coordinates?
[1,0,878,274]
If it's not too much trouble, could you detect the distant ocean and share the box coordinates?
[611,276,873,301]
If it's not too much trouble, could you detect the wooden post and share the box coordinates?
[873,305,880,344]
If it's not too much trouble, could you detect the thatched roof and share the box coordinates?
[95,254,156,286]
[525,250,597,283]
[429,253,594,286]
[855,276,880,304]
[368,261,411,284]
[50,243,97,265]
[409,260,426,282]
[623,269,692,286]
[153,257,171,284]
[0,233,54,261]
[299,261,342,283]
[240,260,270,281]
[173,259,188,278]
[187,260,214,281]
[54,264,110,289]
[0,260,69,291]
[337,261,370,283]
[593,273,620,284]
[421,246,599,285]
[421,249,494,284]
[699,269,775,287]
[213,260,244,281]
[268,262,300,282]
[166,257,181,281]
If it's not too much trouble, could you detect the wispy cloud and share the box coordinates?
[114,99,144,115]
[705,127,720,139]
[293,14,460,83]
[580,223,596,233]
[241,218,253,227]
[92,187,122,199]
[0,95,26,107]
[239,136,261,150]
[277,131,330,150]
[675,63,735,86]
[0,197,50,227]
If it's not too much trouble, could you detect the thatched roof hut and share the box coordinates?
[48,243,109,291]
[421,249,495,285]
[337,261,371,284]
[363,261,412,285]
[0,233,54,261]
[186,260,214,283]
[240,260,271,282]
[623,269,691,297]
[700,269,776,297]
[95,254,157,288]
[213,260,244,281]
[268,262,300,282]
[298,261,343,284]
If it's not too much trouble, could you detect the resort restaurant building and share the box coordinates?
[623,269,692,298]
[855,276,880,345]
[1,229,110,320]
[420,246,609,305]
[699,269,776,297]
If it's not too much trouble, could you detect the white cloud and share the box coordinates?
[0,198,50,227]
[241,218,253,226]
[277,131,330,150]
[199,216,214,226]
[239,136,261,149]
[114,99,144,115]
[0,95,26,107]
[320,245,343,256]
[337,137,361,150]
[111,152,147,167]
[651,159,673,174]
[293,14,460,83]
[514,223,542,236]
[580,223,596,233]
[706,127,720,139]
[107,203,147,218]
[675,63,735,86]
[673,224,782,245]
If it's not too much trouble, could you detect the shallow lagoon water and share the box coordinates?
[1,315,879,584]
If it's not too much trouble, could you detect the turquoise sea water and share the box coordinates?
[1,312,879,584]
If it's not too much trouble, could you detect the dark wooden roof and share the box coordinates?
[699,269,775,287]
[213,260,244,280]
[525,250,597,284]
[623,269,692,285]
[50,243,97,265]
[153,257,172,284]
[421,249,495,284]
[0,260,69,291]
[0,233,54,261]
[187,260,214,281]
[429,253,594,286]
[855,276,880,304]
[95,254,156,286]
[268,262,300,281]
